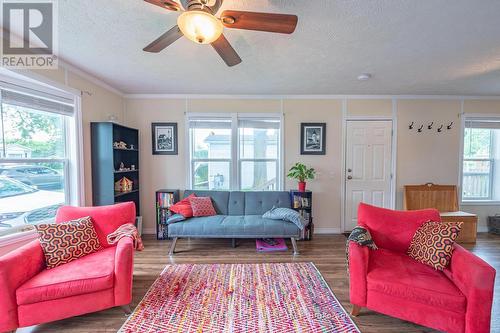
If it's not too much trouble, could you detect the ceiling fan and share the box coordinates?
[143,0,298,66]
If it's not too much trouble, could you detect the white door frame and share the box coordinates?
[340,100,398,232]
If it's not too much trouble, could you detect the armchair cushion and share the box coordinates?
[35,216,102,268]
[358,203,441,253]
[367,248,466,314]
[16,246,115,305]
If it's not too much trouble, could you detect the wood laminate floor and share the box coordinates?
[19,234,500,333]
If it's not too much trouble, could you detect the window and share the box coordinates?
[462,118,500,201]
[188,114,282,191]
[0,78,81,237]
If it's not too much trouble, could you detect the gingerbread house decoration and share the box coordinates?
[115,177,133,193]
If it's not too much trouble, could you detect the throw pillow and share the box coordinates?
[167,213,186,224]
[170,194,196,217]
[407,221,463,271]
[262,206,306,230]
[35,216,102,269]
[189,196,217,217]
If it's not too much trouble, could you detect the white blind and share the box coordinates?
[188,118,231,129]
[465,119,500,129]
[1,88,74,116]
[238,118,280,129]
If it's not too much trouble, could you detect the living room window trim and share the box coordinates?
[186,112,283,191]
[459,113,500,204]
[0,74,83,244]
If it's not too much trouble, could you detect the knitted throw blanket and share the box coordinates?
[107,224,144,251]
[346,226,377,274]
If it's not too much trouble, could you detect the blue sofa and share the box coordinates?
[167,190,301,255]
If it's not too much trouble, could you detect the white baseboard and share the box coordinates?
[142,228,156,235]
[314,227,342,234]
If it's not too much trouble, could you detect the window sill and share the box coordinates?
[0,229,37,248]
[461,201,500,206]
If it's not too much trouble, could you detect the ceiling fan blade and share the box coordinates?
[220,10,298,34]
[143,25,183,53]
[144,0,182,11]
[211,34,242,67]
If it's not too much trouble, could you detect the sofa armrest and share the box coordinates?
[0,240,45,332]
[447,244,496,333]
[348,242,370,307]
[114,236,134,306]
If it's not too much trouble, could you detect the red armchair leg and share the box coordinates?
[351,304,361,317]
[121,304,132,315]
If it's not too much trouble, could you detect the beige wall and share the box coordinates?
[124,97,500,234]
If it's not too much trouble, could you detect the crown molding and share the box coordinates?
[58,60,125,97]
[124,94,500,100]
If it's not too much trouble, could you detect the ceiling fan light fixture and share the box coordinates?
[177,10,223,44]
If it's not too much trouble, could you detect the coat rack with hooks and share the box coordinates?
[409,121,453,133]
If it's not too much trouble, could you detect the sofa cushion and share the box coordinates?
[170,194,196,218]
[244,191,291,215]
[35,216,102,269]
[183,190,229,215]
[407,221,463,270]
[168,215,300,237]
[358,203,441,253]
[367,248,466,314]
[16,247,115,305]
[190,196,217,217]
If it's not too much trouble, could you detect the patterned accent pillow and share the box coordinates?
[189,196,217,217]
[262,206,306,230]
[407,221,463,271]
[35,216,103,269]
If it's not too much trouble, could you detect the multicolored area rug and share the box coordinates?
[119,262,360,333]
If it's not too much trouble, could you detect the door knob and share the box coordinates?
[347,175,352,180]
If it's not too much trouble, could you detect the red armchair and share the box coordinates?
[0,202,136,332]
[349,203,496,333]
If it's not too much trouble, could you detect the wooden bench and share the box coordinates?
[403,183,477,243]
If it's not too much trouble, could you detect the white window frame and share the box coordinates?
[0,73,83,244]
[460,114,500,204]
[186,112,283,191]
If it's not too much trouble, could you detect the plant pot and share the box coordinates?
[298,181,306,192]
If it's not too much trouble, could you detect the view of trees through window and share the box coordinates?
[0,102,68,237]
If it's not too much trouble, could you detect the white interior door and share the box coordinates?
[344,120,393,231]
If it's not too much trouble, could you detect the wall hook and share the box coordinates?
[437,125,444,132]
[447,122,453,130]
[428,122,434,130]
[409,121,414,130]
[417,125,424,133]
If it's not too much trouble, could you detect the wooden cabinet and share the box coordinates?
[403,183,477,243]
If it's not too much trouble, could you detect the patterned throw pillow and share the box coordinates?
[35,216,103,269]
[262,206,307,230]
[407,221,463,271]
[189,196,217,217]
[170,194,196,217]
[167,213,186,224]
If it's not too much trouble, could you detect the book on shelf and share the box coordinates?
[157,192,174,209]
[292,195,310,209]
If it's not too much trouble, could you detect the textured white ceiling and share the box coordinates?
[58,0,500,95]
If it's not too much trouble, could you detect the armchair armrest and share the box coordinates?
[114,236,134,306]
[0,240,45,332]
[348,242,370,307]
[447,244,496,333]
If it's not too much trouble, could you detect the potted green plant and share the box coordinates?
[287,162,316,192]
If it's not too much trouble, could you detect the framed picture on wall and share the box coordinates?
[301,123,326,155]
[152,122,178,155]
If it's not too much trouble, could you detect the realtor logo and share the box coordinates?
[1,0,58,69]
